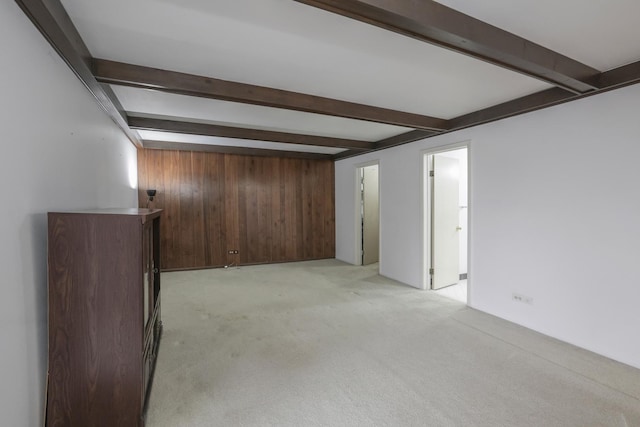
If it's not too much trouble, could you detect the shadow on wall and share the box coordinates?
[20,213,48,426]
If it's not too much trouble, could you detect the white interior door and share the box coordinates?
[431,155,460,289]
[362,165,379,265]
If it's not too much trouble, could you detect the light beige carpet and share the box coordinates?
[146,259,640,427]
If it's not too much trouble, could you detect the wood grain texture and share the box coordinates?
[93,58,448,131]
[47,209,162,427]
[129,116,373,150]
[15,0,142,147]
[293,0,600,93]
[138,149,335,270]
[143,140,334,160]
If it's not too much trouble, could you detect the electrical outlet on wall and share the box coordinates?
[512,293,533,305]
[227,250,239,254]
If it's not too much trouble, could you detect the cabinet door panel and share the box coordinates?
[144,222,157,337]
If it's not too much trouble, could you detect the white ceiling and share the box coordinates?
[435,0,640,71]
[112,85,411,141]
[57,0,640,155]
[137,131,347,155]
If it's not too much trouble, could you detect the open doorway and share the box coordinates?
[424,146,468,303]
[356,162,380,267]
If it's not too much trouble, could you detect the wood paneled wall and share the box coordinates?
[137,149,335,270]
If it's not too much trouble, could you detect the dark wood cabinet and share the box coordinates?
[46,208,162,427]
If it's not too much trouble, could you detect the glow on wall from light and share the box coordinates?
[127,150,138,189]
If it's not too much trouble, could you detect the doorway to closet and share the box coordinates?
[424,147,468,303]
[358,163,379,266]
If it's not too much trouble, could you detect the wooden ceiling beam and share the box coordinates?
[142,140,334,160]
[332,129,440,160]
[93,59,448,131]
[376,129,440,149]
[294,0,600,94]
[448,87,574,130]
[598,61,640,90]
[14,0,142,147]
[349,60,640,158]
[18,0,640,162]
[332,149,365,160]
[451,60,640,131]
[128,116,373,151]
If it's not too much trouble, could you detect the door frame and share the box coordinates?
[421,141,471,303]
[354,160,380,267]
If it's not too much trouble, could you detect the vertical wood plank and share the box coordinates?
[224,154,240,267]
[312,161,324,258]
[137,150,335,270]
[282,159,296,261]
[245,156,260,264]
[271,158,284,263]
[301,160,313,259]
[295,160,305,260]
[192,152,206,268]
[137,148,147,208]
[165,150,181,269]
[325,161,336,258]
[203,152,226,267]
[256,157,271,264]
[177,151,194,268]
[237,155,249,264]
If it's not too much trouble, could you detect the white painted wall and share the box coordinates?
[0,3,138,425]
[335,84,640,370]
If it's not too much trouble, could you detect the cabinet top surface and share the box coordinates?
[49,208,162,218]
